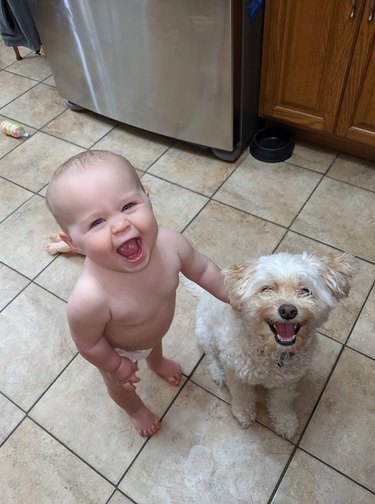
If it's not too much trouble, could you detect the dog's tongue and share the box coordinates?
[275,323,295,339]
[118,238,140,258]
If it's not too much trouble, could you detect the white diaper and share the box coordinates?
[115,347,152,363]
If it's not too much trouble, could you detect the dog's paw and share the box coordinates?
[231,405,256,429]
[273,412,299,439]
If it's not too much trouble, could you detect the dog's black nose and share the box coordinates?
[278,304,298,320]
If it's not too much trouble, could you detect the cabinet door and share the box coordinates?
[259,0,364,132]
[335,2,375,146]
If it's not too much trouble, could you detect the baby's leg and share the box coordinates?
[100,370,160,437]
[44,234,73,255]
[146,342,182,386]
[44,233,84,255]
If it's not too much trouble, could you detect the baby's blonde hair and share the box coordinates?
[46,150,145,230]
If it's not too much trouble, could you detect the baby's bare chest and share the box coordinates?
[104,273,179,347]
[105,265,180,324]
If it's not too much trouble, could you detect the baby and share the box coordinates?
[46,150,228,437]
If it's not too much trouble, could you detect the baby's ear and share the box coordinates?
[224,260,258,311]
[317,253,357,300]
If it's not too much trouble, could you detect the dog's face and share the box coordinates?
[224,252,356,353]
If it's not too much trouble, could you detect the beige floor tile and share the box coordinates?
[0,132,83,191]
[0,195,62,278]
[0,283,75,410]
[191,354,231,403]
[141,173,208,231]
[183,200,286,267]
[43,109,116,148]
[0,419,113,503]
[2,59,375,504]
[30,356,184,483]
[93,123,172,170]
[148,142,236,196]
[0,70,35,108]
[108,492,133,504]
[292,178,375,262]
[120,381,293,503]
[0,263,29,311]
[301,349,375,492]
[348,287,375,359]
[193,333,341,442]
[0,395,24,444]
[273,449,375,504]
[0,114,37,157]
[277,231,375,343]
[0,128,28,158]
[35,254,84,302]
[0,178,33,220]
[287,141,338,173]
[43,75,56,87]
[328,153,375,192]
[0,44,30,68]
[7,53,52,82]
[323,258,374,343]
[215,156,321,226]
[0,83,66,129]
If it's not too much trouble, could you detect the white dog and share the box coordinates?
[187,252,355,439]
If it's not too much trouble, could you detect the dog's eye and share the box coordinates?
[261,286,273,293]
[299,287,312,296]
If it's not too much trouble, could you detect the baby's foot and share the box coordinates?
[44,234,70,255]
[131,404,161,437]
[147,357,182,386]
[44,233,83,255]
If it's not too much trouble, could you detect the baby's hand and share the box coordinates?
[113,357,140,390]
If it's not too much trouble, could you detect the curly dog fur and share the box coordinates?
[188,252,355,439]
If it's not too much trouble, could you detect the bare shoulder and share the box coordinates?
[67,273,109,323]
[158,227,192,254]
[158,227,183,241]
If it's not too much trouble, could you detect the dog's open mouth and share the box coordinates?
[268,322,301,346]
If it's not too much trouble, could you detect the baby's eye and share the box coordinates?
[122,202,135,211]
[299,287,312,296]
[89,218,104,229]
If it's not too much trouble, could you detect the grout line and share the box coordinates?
[1,61,375,500]
[298,447,375,496]
[266,444,299,504]
[28,416,117,487]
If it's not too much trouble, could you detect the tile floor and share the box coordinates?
[0,45,375,504]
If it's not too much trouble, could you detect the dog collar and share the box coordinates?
[276,352,295,367]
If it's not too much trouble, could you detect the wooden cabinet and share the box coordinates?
[259,0,375,149]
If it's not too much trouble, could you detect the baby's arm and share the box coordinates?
[175,232,229,303]
[67,287,139,388]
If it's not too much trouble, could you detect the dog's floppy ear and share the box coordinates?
[224,260,258,311]
[315,253,357,300]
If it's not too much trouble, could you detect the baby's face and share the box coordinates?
[58,161,158,273]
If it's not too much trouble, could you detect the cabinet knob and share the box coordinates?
[350,0,356,18]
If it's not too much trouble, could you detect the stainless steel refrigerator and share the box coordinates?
[28,0,264,160]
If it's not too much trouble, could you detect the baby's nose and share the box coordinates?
[111,215,130,234]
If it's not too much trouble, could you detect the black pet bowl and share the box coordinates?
[250,127,294,163]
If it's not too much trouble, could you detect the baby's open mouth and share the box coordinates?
[117,238,143,261]
[268,322,301,346]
